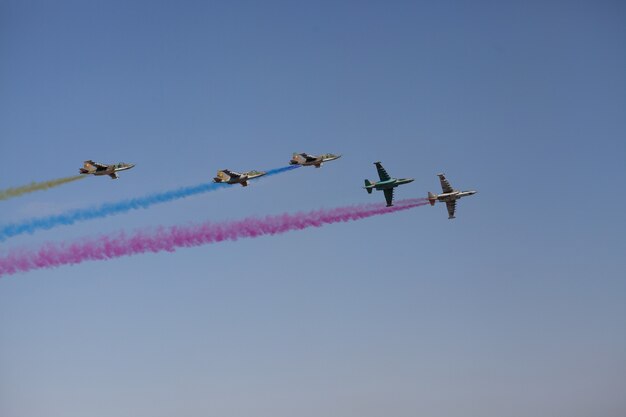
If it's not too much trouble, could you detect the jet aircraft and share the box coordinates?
[289,152,341,168]
[364,162,414,207]
[427,173,477,219]
[79,160,135,179]
[213,169,266,187]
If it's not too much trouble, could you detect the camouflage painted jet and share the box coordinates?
[364,162,414,207]
[213,169,266,187]
[79,160,135,179]
[289,152,341,168]
[428,173,477,219]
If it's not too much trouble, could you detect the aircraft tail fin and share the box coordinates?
[428,192,437,206]
[364,179,373,194]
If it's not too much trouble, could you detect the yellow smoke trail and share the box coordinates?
[0,175,86,201]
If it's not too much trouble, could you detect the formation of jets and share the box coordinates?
[79,153,477,219]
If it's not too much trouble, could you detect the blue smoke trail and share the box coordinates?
[261,165,299,178]
[0,165,299,241]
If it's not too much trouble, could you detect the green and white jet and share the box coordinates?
[364,162,414,207]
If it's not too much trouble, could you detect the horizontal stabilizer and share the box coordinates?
[428,192,437,206]
[364,179,373,194]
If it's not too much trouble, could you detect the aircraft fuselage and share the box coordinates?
[213,170,266,186]
[213,172,248,185]
[290,153,341,168]
[435,190,476,202]
[92,165,134,176]
[296,158,323,167]
[368,178,414,190]
[80,162,135,176]
[225,175,249,185]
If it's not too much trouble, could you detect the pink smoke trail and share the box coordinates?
[0,199,428,277]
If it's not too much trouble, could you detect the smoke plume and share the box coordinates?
[0,198,427,277]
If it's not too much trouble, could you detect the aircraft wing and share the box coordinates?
[246,171,266,180]
[90,161,110,171]
[223,170,241,179]
[375,162,391,182]
[438,173,454,193]
[321,154,340,162]
[446,200,456,219]
[383,188,394,207]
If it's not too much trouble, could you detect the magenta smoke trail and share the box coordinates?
[0,199,428,277]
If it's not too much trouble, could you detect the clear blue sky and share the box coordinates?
[1,1,625,416]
